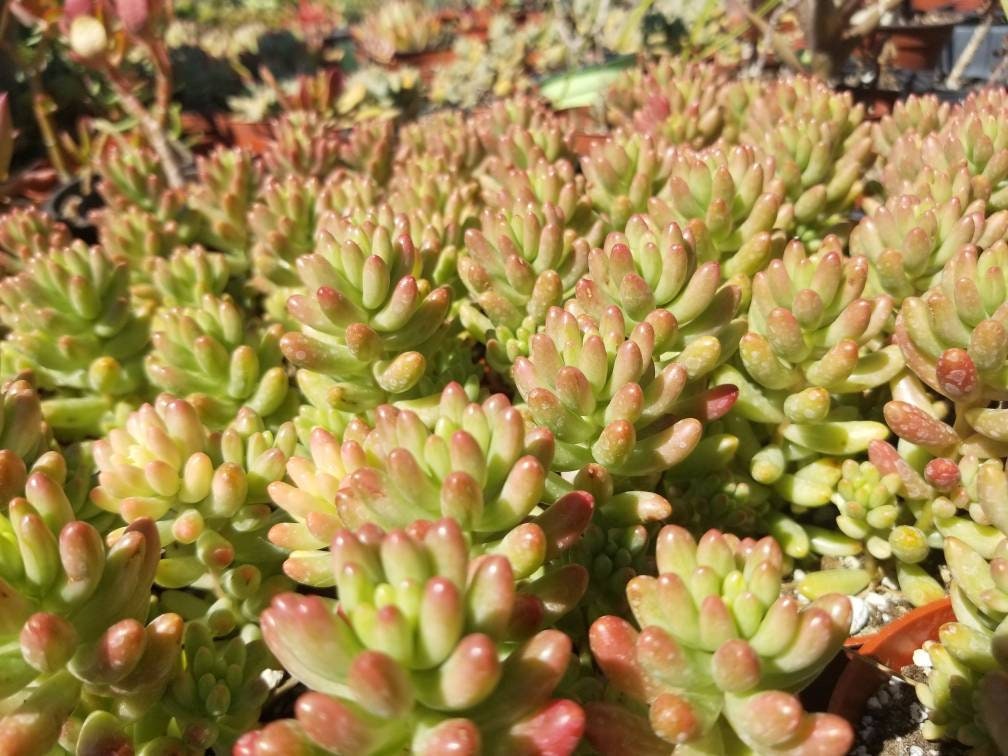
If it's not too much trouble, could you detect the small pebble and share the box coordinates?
[877,690,891,705]
[849,596,870,634]
[867,696,881,710]
[261,669,284,688]
[792,568,806,581]
[881,575,898,590]
[913,648,933,669]
[909,747,924,756]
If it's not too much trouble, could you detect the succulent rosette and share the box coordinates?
[586,526,854,755]
[916,461,1008,750]
[241,518,587,755]
[280,213,453,417]
[871,93,951,158]
[188,146,261,270]
[895,243,1008,447]
[647,144,790,270]
[738,238,901,396]
[387,155,481,247]
[850,193,1008,302]
[480,157,603,243]
[145,293,294,429]
[263,111,343,180]
[268,381,593,587]
[0,495,182,755]
[342,116,398,184]
[581,131,677,231]
[249,175,321,323]
[565,213,747,363]
[458,204,589,371]
[90,396,297,634]
[0,207,70,273]
[0,242,149,438]
[512,306,737,477]
[145,245,232,308]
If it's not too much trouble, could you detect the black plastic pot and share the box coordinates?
[43,178,104,245]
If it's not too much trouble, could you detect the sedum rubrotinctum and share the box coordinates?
[916,460,1008,752]
[895,243,1008,449]
[458,203,589,371]
[0,241,149,438]
[512,305,738,477]
[236,518,588,755]
[585,525,854,756]
[268,381,594,588]
[280,213,454,417]
[145,293,295,430]
[90,395,297,634]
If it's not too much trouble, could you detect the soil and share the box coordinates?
[852,668,969,756]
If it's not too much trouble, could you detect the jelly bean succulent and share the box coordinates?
[512,306,737,476]
[89,396,297,633]
[9,44,1008,754]
[145,293,294,429]
[0,242,149,438]
[268,381,593,586]
[895,244,1008,446]
[244,517,587,755]
[586,525,854,755]
[280,214,453,415]
[916,461,1008,750]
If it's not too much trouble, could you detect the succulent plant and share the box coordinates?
[245,517,586,755]
[97,204,184,278]
[96,140,187,222]
[145,245,232,308]
[249,175,321,323]
[145,293,294,429]
[916,462,1008,750]
[263,111,344,180]
[0,207,70,273]
[608,60,733,149]
[849,193,1008,303]
[480,157,602,242]
[339,117,398,185]
[871,93,951,158]
[157,621,277,752]
[279,215,453,414]
[894,243,1008,447]
[647,144,790,267]
[90,396,297,633]
[739,238,901,395]
[0,242,149,438]
[581,132,677,230]
[188,146,261,270]
[565,213,747,363]
[458,204,589,371]
[512,305,737,476]
[0,494,182,755]
[354,0,446,64]
[399,110,484,177]
[586,526,854,755]
[268,381,593,585]
[387,156,482,248]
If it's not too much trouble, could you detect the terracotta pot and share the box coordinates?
[880,24,956,71]
[43,177,104,244]
[912,0,985,10]
[828,598,954,727]
[227,120,273,155]
[393,49,457,83]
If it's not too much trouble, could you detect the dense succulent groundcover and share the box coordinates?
[6,12,1008,753]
